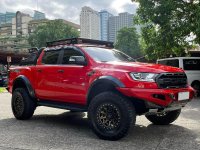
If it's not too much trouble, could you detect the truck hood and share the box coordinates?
[102,61,184,73]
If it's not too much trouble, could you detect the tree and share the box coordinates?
[132,0,200,60]
[115,27,142,59]
[28,20,79,48]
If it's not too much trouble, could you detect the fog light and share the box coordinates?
[153,94,165,100]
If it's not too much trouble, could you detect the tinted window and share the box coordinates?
[62,49,83,64]
[158,59,179,68]
[183,59,200,70]
[84,47,135,62]
[20,53,38,66]
[42,50,60,64]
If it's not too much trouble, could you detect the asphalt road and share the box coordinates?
[0,92,200,150]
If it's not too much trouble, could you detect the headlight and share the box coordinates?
[130,73,158,82]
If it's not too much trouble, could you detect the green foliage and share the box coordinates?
[132,0,200,60]
[115,27,142,59]
[28,20,79,48]
[0,88,5,93]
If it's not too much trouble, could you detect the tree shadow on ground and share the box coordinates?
[0,111,199,149]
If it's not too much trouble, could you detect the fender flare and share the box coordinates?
[94,76,125,88]
[13,75,36,99]
[87,76,125,104]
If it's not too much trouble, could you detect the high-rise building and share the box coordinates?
[99,10,113,41]
[108,12,133,42]
[0,12,15,26]
[80,6,100,40]
[12,11,33,37]
[33,10,46,20]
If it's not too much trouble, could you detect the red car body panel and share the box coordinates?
[8,45,195,107]
[117,86,194,107]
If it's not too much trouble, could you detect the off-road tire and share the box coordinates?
[192,82,200,97]
[12,88,36,120]
[88,92,136,141]
[145,109,181,125]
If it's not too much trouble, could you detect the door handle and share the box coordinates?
[58,70,64,73]
[37,69,42,73]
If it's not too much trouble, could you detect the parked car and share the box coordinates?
[157,57,200,96]
[0,65,8,87]
[7,38,195,140]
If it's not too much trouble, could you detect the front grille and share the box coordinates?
[156,73,187,89]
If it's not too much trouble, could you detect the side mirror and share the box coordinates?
[69,56,87,66]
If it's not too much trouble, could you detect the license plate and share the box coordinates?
[178,92,189,101]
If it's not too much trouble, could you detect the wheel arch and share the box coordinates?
[87,76,125,106]
[191,80,200,87]
[12,75,36,99]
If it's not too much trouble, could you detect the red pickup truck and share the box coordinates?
[7,38,195,140]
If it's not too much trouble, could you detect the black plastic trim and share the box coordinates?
[46,38,114,48]
[97,76,125,88]
[86,76,125,104]
[37,100,87,111]
[13,75,36,99]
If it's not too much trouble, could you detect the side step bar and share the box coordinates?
[37,100,87,112]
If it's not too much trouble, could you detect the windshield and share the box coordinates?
[83,47,135,62]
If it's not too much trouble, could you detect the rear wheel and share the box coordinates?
[192,82,200,97]
[88,92,136,141]
[145,109,181,125]
[12,88,36,120]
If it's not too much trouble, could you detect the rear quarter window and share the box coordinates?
[158,59,179,68]
[183,59,200,70]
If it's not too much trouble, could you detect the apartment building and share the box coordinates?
[99,10,113,41]
[80,6,100,40]
[108,12,133,42]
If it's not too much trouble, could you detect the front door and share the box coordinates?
[57,48,89,104]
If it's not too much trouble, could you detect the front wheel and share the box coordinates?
[88,92,136,141]
[145,109,181,125]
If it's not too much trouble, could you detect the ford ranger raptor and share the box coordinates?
[7,38,195,140]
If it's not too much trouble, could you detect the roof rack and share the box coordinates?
[46,38,114,48]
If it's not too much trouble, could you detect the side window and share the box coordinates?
[42,50,60,64]
[166,59,179,68]
[183,59,200,70]
[158,60,167,65]
[158,59,179,68]
[62,49,83,65]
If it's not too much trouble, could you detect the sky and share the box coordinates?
[0,0,138,24]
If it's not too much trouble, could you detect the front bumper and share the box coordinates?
[117,86,195,107]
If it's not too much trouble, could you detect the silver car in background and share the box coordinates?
[157,57,200,96]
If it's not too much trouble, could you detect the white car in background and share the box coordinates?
[157,57,200,96]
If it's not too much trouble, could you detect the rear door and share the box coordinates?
[35,49,63,100]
